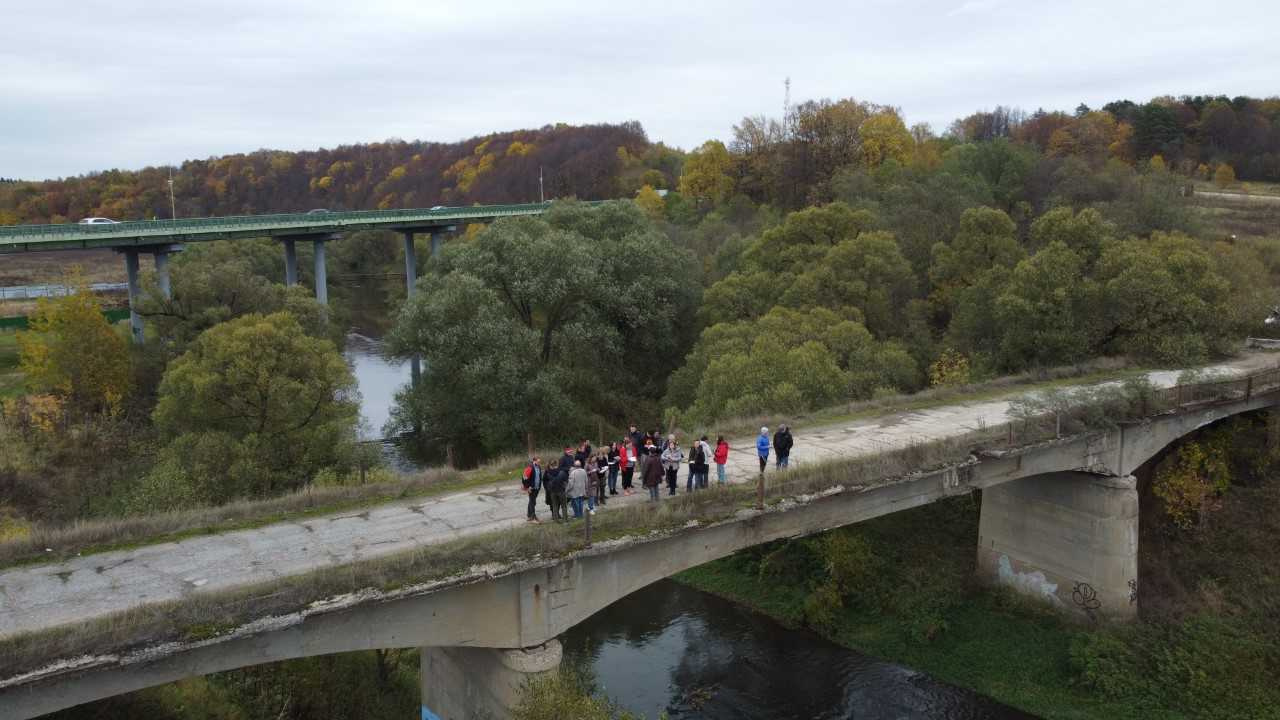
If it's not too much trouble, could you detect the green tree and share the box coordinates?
[145,312,358,503]
[783,230,916,338]
[929,206,1023,311]
[1092,233,1232,363]
[140,240,338,351]
[1027,206,1114,266]
[993,241,1093,369]
[387,201,699,455]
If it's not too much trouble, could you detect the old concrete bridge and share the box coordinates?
[1,359,1278,719]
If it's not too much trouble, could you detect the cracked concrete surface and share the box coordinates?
[0,355,1271,641]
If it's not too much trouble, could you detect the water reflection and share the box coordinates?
[346,332,408,441]
[563,580,1039,720]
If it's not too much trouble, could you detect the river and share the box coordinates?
[561,580,1037,719]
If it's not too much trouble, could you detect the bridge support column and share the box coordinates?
[977,472,1138,622]
[151,244,183,300]
[122,249,144,344]
[282,239,298,287]
[430,230,443,259]
[402,231,421,386]
[420,639,561,720]
[313,238,328,304]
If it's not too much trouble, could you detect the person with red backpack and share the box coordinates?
[522,456,543,523]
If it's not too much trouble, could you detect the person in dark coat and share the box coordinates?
[606,442,620,495]
[546,461,568,522]
[642,445,664,501]
[774,424,794,469]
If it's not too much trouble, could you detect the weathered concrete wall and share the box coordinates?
[420,640,561,720]
[977,472,1138,621]
[4,392,1273,718]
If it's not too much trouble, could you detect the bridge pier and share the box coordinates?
[313,238,328,304]
[401,231,421,385]
[420,640,562,720]
[976,471,1138,622]
[282,238,298,287]
[430,229,444,258]
[151,244,183,300]
[122,249,144,343]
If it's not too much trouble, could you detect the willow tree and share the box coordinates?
[387,200,700,456]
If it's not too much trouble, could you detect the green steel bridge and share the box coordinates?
[0,202,557,348]
[0,203,552,253]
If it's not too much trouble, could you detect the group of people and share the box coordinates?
[521,423,796,523]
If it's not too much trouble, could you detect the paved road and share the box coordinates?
[0,355,1273,641]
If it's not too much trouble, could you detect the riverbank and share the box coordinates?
[675,416,1280,720]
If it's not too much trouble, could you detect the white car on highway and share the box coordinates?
[76,217,119,225]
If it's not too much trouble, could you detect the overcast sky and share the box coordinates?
[3,0,1278,180]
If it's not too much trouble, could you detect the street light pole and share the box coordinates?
[167,167,178,220]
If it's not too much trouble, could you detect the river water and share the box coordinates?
[562,580,1038,720]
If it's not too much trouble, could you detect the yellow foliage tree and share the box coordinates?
[859,110,913,168]
[678,140,735,206]
[1214,163,1236,188]
[634,185,665,218]
[1149,154,1167,173]
[1152,439,1231,530]
[928,348,971,387]
[17,275,131,416]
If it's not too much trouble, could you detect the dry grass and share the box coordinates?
[0,250,125,287]
[674,356,1134,443]
[0,450,548,568]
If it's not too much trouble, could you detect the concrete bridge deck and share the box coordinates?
[1,354,1272,642]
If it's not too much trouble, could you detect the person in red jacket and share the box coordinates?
[714,435,730,485]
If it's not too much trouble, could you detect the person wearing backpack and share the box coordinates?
[522,456,543,523]
[714,436,730,485]
[695,435,712,489]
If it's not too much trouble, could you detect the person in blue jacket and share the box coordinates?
[756,426,770,474]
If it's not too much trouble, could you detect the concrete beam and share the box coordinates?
[420,640,561,720]
[977,472,1138,622]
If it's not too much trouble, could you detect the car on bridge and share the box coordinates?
[76,217,118,225]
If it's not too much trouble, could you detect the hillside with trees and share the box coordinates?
[0,122,681,225]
